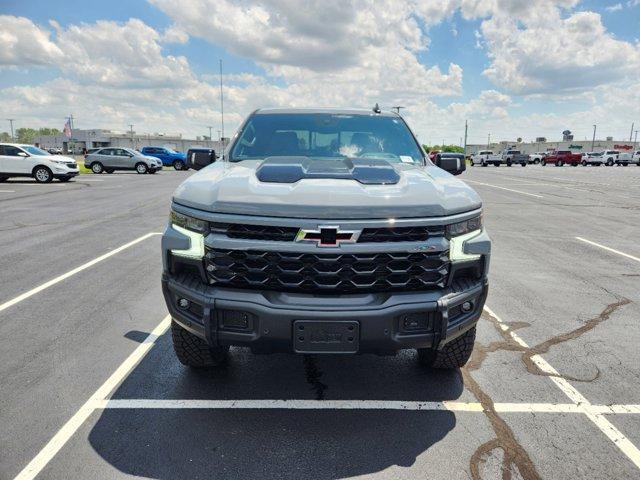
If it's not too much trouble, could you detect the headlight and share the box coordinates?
[446,215,482,238]
[170,211,208,234]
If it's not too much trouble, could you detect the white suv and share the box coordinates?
[0,143,79,183]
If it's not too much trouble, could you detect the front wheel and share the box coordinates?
[417,326,476,369]
[481,161,487,167]
[136,162,149,174]
[520,162,526,167]
[582,160,587,166]
[91,162,104,174]
[606,159,614,166]
[540,159,546,166]
[33,166,53,183]
[534,159,540,164]
[171,320,229,368]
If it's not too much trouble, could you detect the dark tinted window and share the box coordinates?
[2,146,23,156]
[230,113,424,164]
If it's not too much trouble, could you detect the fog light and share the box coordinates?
[178,298,190,309]
[461,301,473,312]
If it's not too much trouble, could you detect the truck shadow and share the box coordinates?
[88,332,464,479]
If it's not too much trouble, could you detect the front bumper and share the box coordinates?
[163,272,487,354]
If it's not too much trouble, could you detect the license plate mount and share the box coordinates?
[293,320,360,354]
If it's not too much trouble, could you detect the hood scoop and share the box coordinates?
[255,156,400,185]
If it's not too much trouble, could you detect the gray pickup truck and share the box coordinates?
[161,108,490,370]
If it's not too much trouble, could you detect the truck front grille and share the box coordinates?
[204,248,449,294]
[210,223,443,243]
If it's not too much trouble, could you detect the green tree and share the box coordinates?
[422,144,464,153]
[14,127,61,144]
[0,132,11,142]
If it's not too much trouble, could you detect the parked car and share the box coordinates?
[186,147,217,170]
[600,150,620,166]
[614,151,634,166]
[84,147,162,174]
[581,152,603,166]
[162,107,488,370]
[0,143,79,183]
[632,151,640,165]
[501,149,528,167]
[471,150,502,166]
[541,150,582,167]
[528,152,546,164]
[140,146,188,170]
[46,147,62,155]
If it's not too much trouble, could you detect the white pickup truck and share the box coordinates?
[471,150,502,167]
[600,150,634,166]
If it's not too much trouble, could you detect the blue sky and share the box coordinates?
[1,0,639,144]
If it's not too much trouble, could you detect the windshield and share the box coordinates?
[230,113,424,164]
[22,146,49,156]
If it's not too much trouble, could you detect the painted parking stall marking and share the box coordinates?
[0,232,161,314]
[464,179,544,198]
[576,237,640,264]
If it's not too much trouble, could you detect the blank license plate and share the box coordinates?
[293,320,359,354]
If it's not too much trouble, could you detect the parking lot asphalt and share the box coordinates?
[1,165,639,479]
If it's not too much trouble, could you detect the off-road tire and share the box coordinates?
[171,320,229,368]
[417,326,476,369]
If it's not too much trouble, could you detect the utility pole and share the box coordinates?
[207,126,213,142]
[634,130,638,150]
[129,124,135,148]
[6,119,15,141]
[392,106,404,115]
[487,133,491,149]
[219,59,225,153]
[591,124,596,152]
[630,122,635,142]
[463,119,468,158]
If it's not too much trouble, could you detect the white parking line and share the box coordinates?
[0,232,162,314]
[576,237,640,264]
[0,190,15,193]
[94,399,640,414]
[13,315,171,480]
[483,305,640,470]
[465,180,544,198]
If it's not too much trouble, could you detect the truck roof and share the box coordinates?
[254,107,398,117]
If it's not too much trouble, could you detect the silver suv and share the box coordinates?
[84,147,162,174]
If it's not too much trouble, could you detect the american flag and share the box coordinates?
[63,119,72,137]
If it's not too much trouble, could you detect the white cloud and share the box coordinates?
[605,3,623,11]
[0,15,63,67]
[162,25,189,44]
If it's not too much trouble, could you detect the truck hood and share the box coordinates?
[172,159,482,219]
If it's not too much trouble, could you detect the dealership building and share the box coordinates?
[466,138,638,155]
[33,129,226,154]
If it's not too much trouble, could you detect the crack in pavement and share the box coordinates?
[463,368,541,480]
[463,297,631,478]
[474,297,630,383]
[302,355,328,400]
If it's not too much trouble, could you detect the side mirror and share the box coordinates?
[18,151,29,157]
[435,155,466,176]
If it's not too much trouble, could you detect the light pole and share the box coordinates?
[463,120,468,158]
[634,130,638,150]
[591,125,596,152]
[129,124,135,148]
[6,119,15,141]
[207,126,213,142]
[487,133,491,149]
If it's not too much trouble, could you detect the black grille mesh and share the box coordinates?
[204,248,449,294]
[210,223,442,243]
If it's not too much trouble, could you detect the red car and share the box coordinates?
[541,150,582,167]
